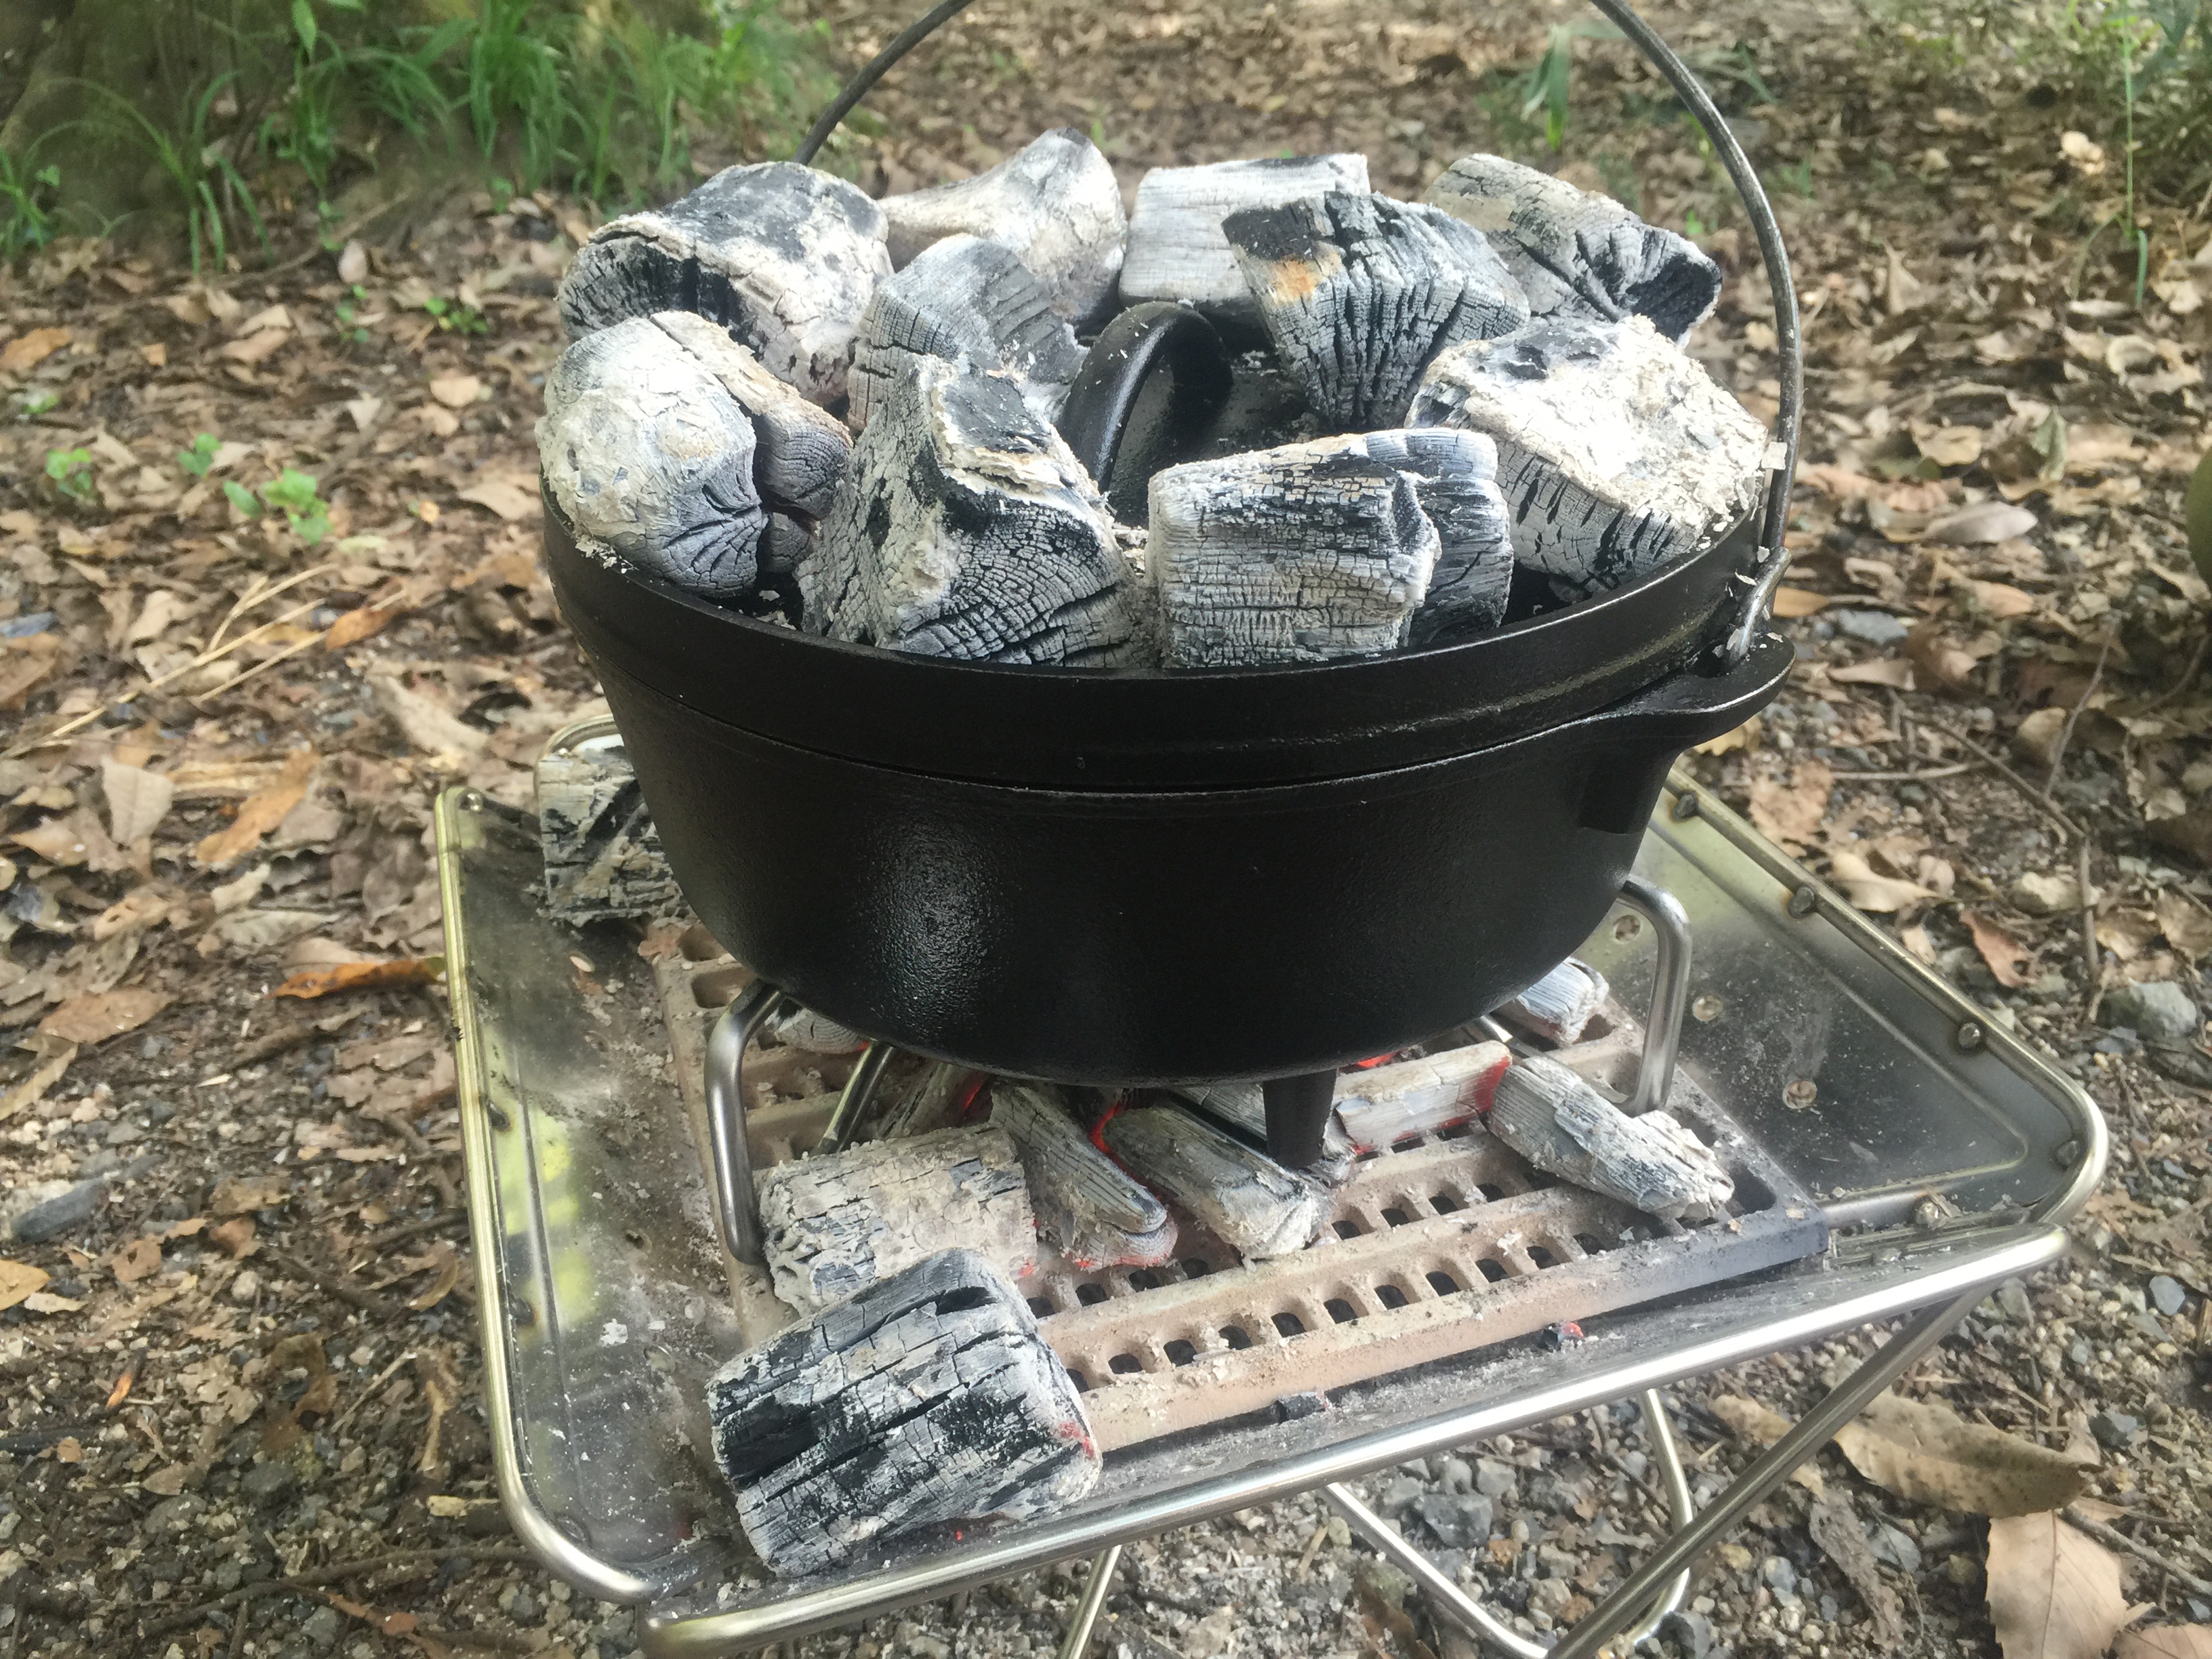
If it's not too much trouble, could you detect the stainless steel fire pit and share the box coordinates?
[434,770,2103,1659]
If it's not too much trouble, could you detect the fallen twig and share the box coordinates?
[260,1247,403,1321]
[1826,762,1976,783]
[2080,836,2104,1025]
[137,1548,536,1640]
[1921,718,2085,842]
[2063,1506,2212,1599]
[2042,630,2114,800]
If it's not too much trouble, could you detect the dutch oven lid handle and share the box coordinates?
[793,0,1803,668]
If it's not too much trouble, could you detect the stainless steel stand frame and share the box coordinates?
[438,769,2106,1658]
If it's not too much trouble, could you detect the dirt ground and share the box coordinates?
[1,1,2209,1657]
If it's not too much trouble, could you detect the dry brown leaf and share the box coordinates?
[1706,1395,1825,1494]
[218,327,291,365]
[1,327,70,374]
[324,1592,420,1639]
[208,1174,289,1216]
[428,373,483,408]
[1965,912,2037,987]
[0,1259,50,1312]
[1828,850,1937,913]
[0,1042,75,1122]
[2015,707,2068,769]
[407,1244,462,1311]
[1809,1494,1906,1646]
[108,1235,162,1284]
[39,987,171,1045]
[325,606,400,651]
[1749,758,1833,853]
[1967,580,2039,620]
[1917,424,1985,468]
[1837,1393,2089,1516]
[55,1436,83,1464]
[1694,716,1761,757]
[2153,889,2212,962]
[2119,1629,2212,1659]
[194,747,316,868]
[101,758,175,846]
[1832,659,1917,689]
[1906,621,2001,693]
[1773,587,1832,617]
[272,957,443,1000]
[1987,1513,2128,1659]
[208,1216,259,1258]
[455,478,540,521]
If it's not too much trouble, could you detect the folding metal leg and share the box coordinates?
[1545,1292,1975,1659]
[1054,1545,1122,1659]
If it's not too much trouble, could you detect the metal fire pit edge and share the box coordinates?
[433,775,2105,1653]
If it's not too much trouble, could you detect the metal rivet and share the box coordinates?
[1783,1078,1818,1111]
[483,1101,511,1131]
[1787,885,1818,918]
[2053,1137,2082,1170]
[1692,993,1724,1023]
[556,1515,593,1548]
[1612,914,1642,941]
[459,790,485,811]
[1672,791,1700,821]
[1957,1021,1985,1052]
[512,1297,535,1327]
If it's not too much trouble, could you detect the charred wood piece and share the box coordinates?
[880,129,1126,326]
[558,161,892,406]
[1100,1103,1330,1259]
[537,316,765,599]
[766,1004,866,1054]
[707,1248,1099,1578]
[1120,154,1371,323]
[1147,434,1441,665]
[649,311,853,520]
[846,234,1086,432]
[1361,428,1513,644]
[1424,154,1722,345]
[1410,315,1767,596]
[991,1083,1177,1270]
[1486,1054,1733,1223]
[873,1061,979,1143]
[1498,958,1610,1046]
[1332,1041,1511,1151]
[754,1124,1036,1314]
[1166,1082,1354,1187]
[534,722,682,921]
[1223,191,1528,431]
[803,356,1150,664]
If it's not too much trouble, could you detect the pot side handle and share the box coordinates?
[1568,632,1793,834]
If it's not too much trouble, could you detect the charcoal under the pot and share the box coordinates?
[1100,1101,1332,1258]
[1423,153,1723,345]
[1409,314,1766,597]
[1223,190,1529,431]
[802,356,1151,664]
[1499,957,1611,1046]
[706,1248,1099,1578]
[1488,1054,1734,1223]
[991,1082,1178,1271]
[557,160,891,407]
[1331,1040,1511,1152]
[1119,152,1371,327]
[844,234,1085,433]
[878,127,1126,327]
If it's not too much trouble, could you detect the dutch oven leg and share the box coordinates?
[1262,1071,1337,1167]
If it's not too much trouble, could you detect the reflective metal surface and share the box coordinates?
[436,776,2105,1655]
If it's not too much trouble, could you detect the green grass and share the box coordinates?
[5,0,833,270]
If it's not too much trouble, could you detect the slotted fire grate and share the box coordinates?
[649,943,1828,1453]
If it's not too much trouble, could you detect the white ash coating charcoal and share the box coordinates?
[991,1083,1177,1271]
[558,161,893,406]
[1100,1102,1331,1259]
[766,1003,866,1054]
[846,234,1086,433]
[1486,1054,1734,1223]
[1168,1081,1355,1187]
[754,1124,1036,1314]
[803,356,1151,665]
[1147,434,1440,665]
[536,316,764,600]
[649,310,853,519]
[758,512,811,583]
[1409,315,1767,596]
[1332,1041,1511,1152]
[873,1061,983,1143]
[1423,153,1723,345]
[1120,153,1372,321]
[880,129,1126,325]
[534,726,682,921]
[707,1248,1099,1578]
[1223,190,1529,431]
[1361,428,1513,644]
[1498,958,1610,1046]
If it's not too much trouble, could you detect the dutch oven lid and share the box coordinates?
[544,496,1760,792]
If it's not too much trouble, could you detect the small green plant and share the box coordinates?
[75,77,268,274]
[1685,207,1710,239]
[260,467,330,542]
[419,293,486,335]
[223,479,262,518]
[0,150,60,259]
[16,389,59,421]
[45,448,95,503]
[1521,20,1625,151]
[1774,157,1817,199]
[333,285,370,344]
[177,432,222,476]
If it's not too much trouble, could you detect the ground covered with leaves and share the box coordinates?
[0,2,2209,1658]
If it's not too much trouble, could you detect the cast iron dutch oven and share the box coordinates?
[541,0,1807,1162]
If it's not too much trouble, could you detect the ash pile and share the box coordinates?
[535,131,1768,670]
[684,954,1742,1580]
